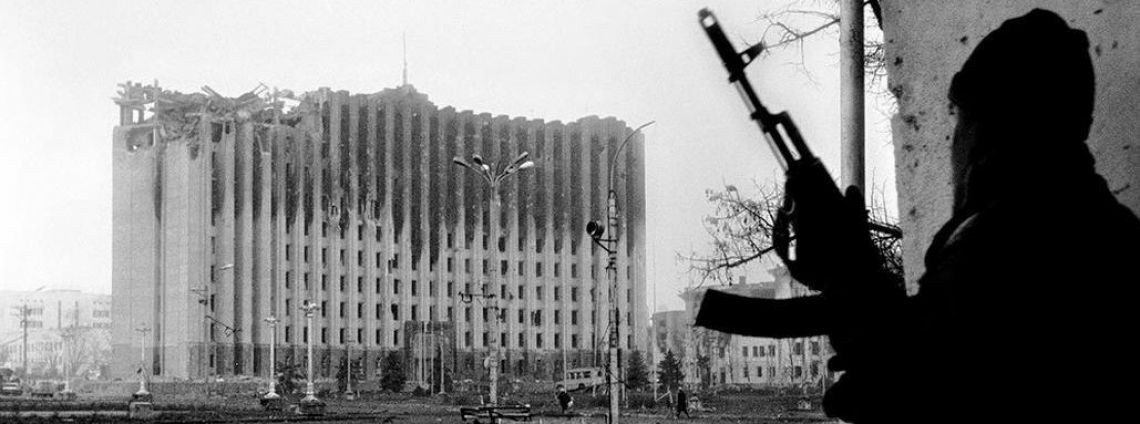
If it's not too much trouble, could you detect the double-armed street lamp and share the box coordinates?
[585,121,652,424]
[453,152,534,406]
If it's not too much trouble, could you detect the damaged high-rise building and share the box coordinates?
[111,82,647,385]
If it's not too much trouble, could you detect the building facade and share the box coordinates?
[664,269,833,389]
[111,83,647,383]
[0,289,112,377]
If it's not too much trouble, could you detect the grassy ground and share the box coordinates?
[0,390,837,423]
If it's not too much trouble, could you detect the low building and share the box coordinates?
[668,268,833,389]
[0,289,112,378]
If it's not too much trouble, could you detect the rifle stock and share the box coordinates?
[694,289,831,338]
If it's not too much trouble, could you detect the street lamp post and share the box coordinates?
[264,316,280,399]
[260,316,285,411]
[14,286,45,379]
[344,337,355,399]
[134,324,152,400]
[586,122,652,424]
[60,326,75,399]
[453,152,534,407]
[458,289,503,405]
[299,300,325,414]
[192,263,232,380]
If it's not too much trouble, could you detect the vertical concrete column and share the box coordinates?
[193,117,214,379]
[328,91,344,367]
[840,0,865,192]
[292,112,314,362]
[346,94,360,362]
[380,98,395,350]
[160,138,197,379]
[236,120,255,374]
[398,102,414,361]
[631,130,647,353]
[309,90,327,374]
[217,122,237,375]
[269,124,287,370]
[253,125,273,375]
[362,98,378,376]
[454,110,472,357]
[573,119,594,366]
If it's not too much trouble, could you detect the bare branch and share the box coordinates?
[684,179,903,289]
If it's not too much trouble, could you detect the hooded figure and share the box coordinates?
[819,9,1140,423]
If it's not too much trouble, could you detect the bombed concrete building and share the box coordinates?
[111,82,647,385]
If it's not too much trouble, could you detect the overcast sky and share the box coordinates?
[0,0,895,312]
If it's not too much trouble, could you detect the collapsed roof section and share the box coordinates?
[112,80,312,141]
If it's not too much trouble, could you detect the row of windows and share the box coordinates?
[273,217,592,258]
[737,362,821,380]
[274,324,632,351]
[739,341,823,358]
[280,243,631,280]
[278,273,634,306]
[279,297,632,328]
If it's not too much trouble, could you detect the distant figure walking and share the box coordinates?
[555,385,573,414]
[675,388,690,419]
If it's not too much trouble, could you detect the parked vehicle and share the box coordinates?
[0,367,22,396]
[1,381,22,396]
[556,367,605,392]
[31,381,61,398]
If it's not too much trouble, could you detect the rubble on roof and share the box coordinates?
[113,80,305,141]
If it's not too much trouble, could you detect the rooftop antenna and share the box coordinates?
[402,32,408,87]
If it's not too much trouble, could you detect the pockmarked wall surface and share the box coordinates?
[882,1,1140,291]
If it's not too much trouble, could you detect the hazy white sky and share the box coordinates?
[0,0,894,311]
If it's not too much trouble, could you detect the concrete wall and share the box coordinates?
[882,1,1140,290]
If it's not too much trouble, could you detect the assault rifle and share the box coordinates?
[693,9,902,339]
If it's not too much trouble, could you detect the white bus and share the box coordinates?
[557,367,605,392]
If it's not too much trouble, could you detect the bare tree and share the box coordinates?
[752,0,886,85]
[681,181,902,287]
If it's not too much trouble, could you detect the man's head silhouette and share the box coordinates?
[947,8,1096,212]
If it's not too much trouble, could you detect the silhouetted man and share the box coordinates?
[817,9,1140,423]
[555,385,573,414]
[700,8,1140,424]
[674,387,690,419]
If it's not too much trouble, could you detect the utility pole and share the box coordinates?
[587,122,652,424]
[17,304,30,378]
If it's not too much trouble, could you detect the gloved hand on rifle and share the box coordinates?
[774,158,887,296]
[773,158,907,421]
